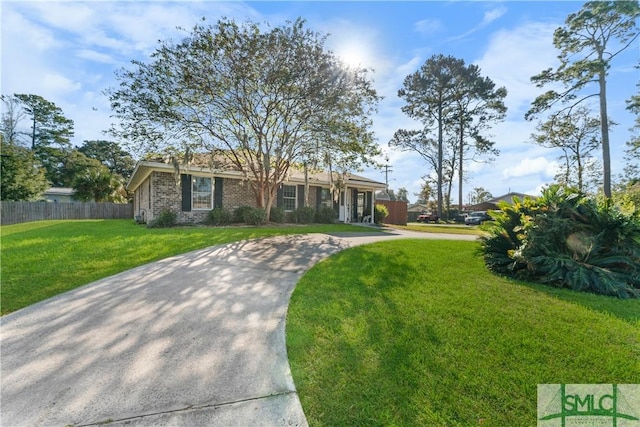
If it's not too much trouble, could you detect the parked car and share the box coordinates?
[416,212,439,223]
[464,211,491,225]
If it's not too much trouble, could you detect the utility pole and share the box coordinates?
[383,156,393,190]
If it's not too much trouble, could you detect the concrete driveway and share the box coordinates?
[1,228,476,426]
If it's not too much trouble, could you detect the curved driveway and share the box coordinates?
[1,228,475,426]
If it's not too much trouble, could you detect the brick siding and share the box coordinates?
[222,178,256,210]
[136,171,340,224]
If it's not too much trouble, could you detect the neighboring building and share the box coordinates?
[406,203,430,222]
[126,160,386,224]
[43,187,75,203]
[466,192,537,211]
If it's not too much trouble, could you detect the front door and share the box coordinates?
[352,190,366,222]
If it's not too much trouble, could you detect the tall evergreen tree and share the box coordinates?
[391,54,506,216]
[526,1,640,198]
[13,94,74,186]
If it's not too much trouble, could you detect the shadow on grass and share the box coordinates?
[513,279,640,324]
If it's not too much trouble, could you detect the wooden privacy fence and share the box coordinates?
[1,202,133,225]
[376,200,408,226]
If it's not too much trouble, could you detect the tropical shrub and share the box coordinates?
[205,207,232,226]
[147,209,177,228]
[315,207,336,224]
[481,186,640,298]
[374,204,388,225]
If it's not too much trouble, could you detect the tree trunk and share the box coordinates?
[437,103,443,218]
[304,162,309,207]
[31,115,36,150]
[458,118,464,211]
[598,70,611,198]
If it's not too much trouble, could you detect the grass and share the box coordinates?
[0,219,377,315]
[394,222,483,236]
[286,239,640,426]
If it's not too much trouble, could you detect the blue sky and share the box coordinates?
[2,1,638,203]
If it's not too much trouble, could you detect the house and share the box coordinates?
[466,192,537,212]
[126,160,387,224]
[43,187,75,203]
[406,203,430,222]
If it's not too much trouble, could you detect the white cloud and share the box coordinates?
[448,5,508,41]
[76,49,116,64]
[483,6,507,25]
[474,22,560,116]
[502,156,559,179]
[414,19,442,36]
[42,73,82,94]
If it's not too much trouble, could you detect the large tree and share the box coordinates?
[526,1,640,198]
[467,187,493,205]
[1,95,28,146]
[72,167,127,203]
[0,138,49,201]
[448,64,506,210]
[391,54,505,216]
[78,140,135,179]
[530,106,601,192]
[107,18,380,218]
[12,94,74,186]
[624,80,640,180]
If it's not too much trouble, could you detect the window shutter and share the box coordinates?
[316,186,322,210]
[277,185,284,208]
[181,174,192,212]
[298,185,305,208]
[214,177,223,208]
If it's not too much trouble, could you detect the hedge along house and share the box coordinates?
[126,160,387,224]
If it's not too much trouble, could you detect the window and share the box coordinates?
[283,185,297,212]
[192,176,212,210]
[320,188,332,209]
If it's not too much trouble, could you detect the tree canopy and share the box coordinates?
[530,106,601,192]
[108,17,380,217]
[78,140,135,179]
[526,0,640,197]
[391,54,506,216]
[0,138,49,201]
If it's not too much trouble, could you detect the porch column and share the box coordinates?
[370,190,375,223]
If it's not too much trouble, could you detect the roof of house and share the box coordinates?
[466,192,538,211]
[407,203,429,212]
[126,160,386,192]
[486,192,537,204]
[43,187,75,196]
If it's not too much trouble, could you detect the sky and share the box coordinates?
[2,1,638,204]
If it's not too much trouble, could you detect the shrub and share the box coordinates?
[147,209,176,228]
[374,204,388,225]
[205,207,232,226]
[243,207,267,225]
[480,185,640,298]
[293,206,316,224]
[233,205,254,223]
[315,207,336,224]
[270,207,285,223]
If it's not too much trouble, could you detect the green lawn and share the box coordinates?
[286,239,640,426]
[0,219,376,315]
[396,222,482,236]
